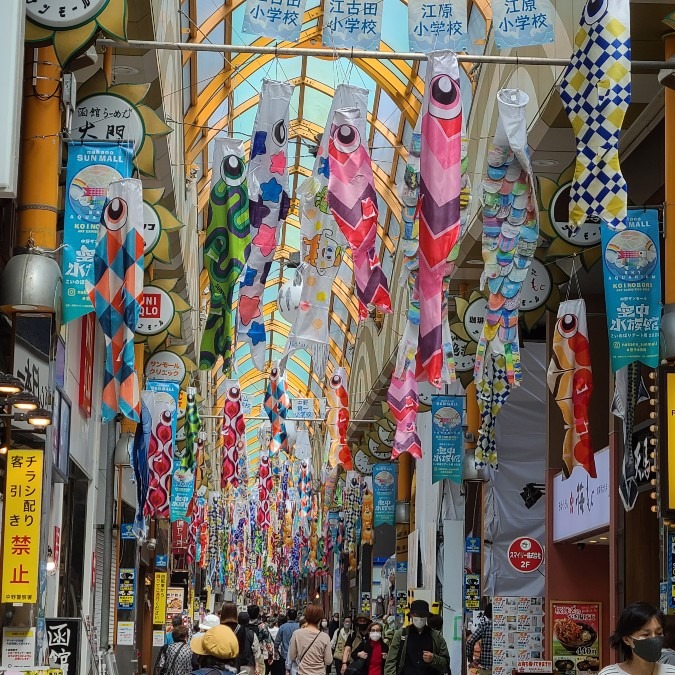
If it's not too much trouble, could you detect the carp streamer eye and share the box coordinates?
[428,74,461,120]
[273,119,287,146]
[221,154,246,186]
[583,0,608,25]
[330,374,343,389]
[333,124,360,154]
[103,197,127,231]
[227,387,240,400]
[558,314,579,339]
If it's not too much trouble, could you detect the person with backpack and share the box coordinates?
[288,604,333,675]
[237,611,266,675]
[331,617,353,675]
[249,604,275,670]
[190,623,240,675]
[158,626,193,675]
[384,601,449,675]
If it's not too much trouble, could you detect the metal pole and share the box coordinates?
[100,421,117,651]
[200,414,378,421]
[97,38,673,71]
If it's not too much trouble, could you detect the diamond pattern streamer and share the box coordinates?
[560,0,631,230]
[86,178,144,422]
[264,363,289,455]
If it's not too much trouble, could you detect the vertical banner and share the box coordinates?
[323,0,383,50]
[492,0,555,49]
[408,0,468,53]
[117,568,136,610]
[373,463,397,527]
[602,209,661,372]
[242,0,308,42]
[1,449,43,603]
[153,572,168,625]
[62,142,133,323]
[431,396,464,484]
[46,618,81,675]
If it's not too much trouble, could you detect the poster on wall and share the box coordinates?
[373,463,397,526]
[551,602,601,674]
[166,587,185,616]
[601,209,661,372]
[117,568,136,610]
[431,395,464,484]
[2,627,36,668]
[464,574,480,610]
[492,597,544,675]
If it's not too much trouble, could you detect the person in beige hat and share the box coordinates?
[191,623,240,675]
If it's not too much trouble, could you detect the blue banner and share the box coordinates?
[322,0,383,51]
[146,380,185,521]
[668,532,675,612]
[373,463,397,527]
[492,0,554,49]
[431,395,464,484]
[62,142,132,323]
[408,0,468,53]
[242,0,307,42]
[602,209,661,372]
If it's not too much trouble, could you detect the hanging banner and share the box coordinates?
[117,568,136,610]
[408,0,467,53]
[373,464,397,527]
[62,142,133,323]
[153,572,168,625]
[492,0,555,49]
[1,449,43,603]
[431,396,464,484]
[602,209,661,372]
[46,618,81,675]
[242,0,308,42]
[323,0,383,51]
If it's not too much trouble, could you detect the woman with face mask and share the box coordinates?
[349,622,389,675]
[606,602,675,675]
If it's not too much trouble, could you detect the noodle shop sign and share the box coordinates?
[507,537,544,573]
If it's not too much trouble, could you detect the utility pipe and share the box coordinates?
[97,38,672,71]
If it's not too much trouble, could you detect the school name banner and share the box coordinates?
[601,209,661,372]
[491,0,555,49]
[373,463,397,527]
[431,395,464,484]
[62,142,133,323]
[408,0,467,54]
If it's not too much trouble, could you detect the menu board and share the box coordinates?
[551,602,601,675]
[492,597,544,675]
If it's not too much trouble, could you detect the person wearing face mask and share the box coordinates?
[350,622,389,675]
[342,616,372,672]
[384,601,449,675]
[329,615,341,641]
[465,604,492,675]
[332,618,353,675]
[605,602,675,675]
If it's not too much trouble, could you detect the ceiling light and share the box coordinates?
[599,537,607,541]
[532,159,560,167]
[8,392,39,411]
[589,540,597,544]
[0,444,7,455]
[28,408,52,427]
[0,374,23,396]
[46,547,56,574]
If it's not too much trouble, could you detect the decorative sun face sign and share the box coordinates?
[520,258,553,312]
[25,0,127,66]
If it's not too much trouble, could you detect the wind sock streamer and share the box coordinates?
[131,395,151,538]
[343,472,362,571]
[387,369,422,459]
[200,138,251,374]
[327,107,392,318]
[326,367,352,470]
[417,50,464,388]
[86,178,144,422]
[221,380,246,491]
[237,80,294,370]
[143,390,175,519]
[257,450,274,530]
[264,363,289,455]
[560,0,631,231]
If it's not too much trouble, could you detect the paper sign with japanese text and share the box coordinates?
[242,0,308,42]
[408,0,468,53]
[322,0,383,50]
[1,450,43,603]
[153,573,168,625]
[492,0,555,49]
[117,568,136,610]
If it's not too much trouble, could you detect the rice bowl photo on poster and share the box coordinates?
[551,602,601,675]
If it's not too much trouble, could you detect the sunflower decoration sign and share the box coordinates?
[144,346,197,391]
[74,73,171,178]
[450,291,487,387]
[25,0,127,66]
[143,188,185,265]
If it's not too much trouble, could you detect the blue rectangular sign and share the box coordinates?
[408,0,468,53]
[121,524,135,540]
[155,555,168,569]
[242,0,308,42]
[431,395,464,484]
[396,561,408,574]
[62,142,132,323]
[465,536,481,554]
[323,0,383,51]
[492,0,555,49]
[373,463,397,527]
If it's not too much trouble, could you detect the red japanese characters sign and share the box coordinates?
[1,449,43,603]
[507,537,544,573]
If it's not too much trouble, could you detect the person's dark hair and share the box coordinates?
[173,626,188,642]
[239,611,250,626]
[484,603,493,620]
[221,601,239,624]
[193,621,200,634]
[248,605,261,621]
[428,614,443,631]
[287,608,298,621]
[172,615,184,628]
[305,604,324,626]
[278,614,287,626]
[367,622,383,633]
[609,602,664,661]
[664,616,675,650]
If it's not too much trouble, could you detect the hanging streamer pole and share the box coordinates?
[97,38,671,71]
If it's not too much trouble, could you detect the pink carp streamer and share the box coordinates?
[143,390,174,520]
[387,369,422,459]
[418,50,463,388]
[326,367,353,470]
[327,107,392,319]
[221,380,246,493]
[264,363,289,455]
[257,449,274,530]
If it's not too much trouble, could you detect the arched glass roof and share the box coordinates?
[182,0,491,474]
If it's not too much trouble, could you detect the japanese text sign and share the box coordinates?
[431,395,464,484]
[1,449,43,603]
[507,537,544,573]
[602,209,661,372]
[46,618,81,675]
[408,0,468,53]
[493,0,554,49]
[243,0,308,42]
[551,601,601,669]
[323,0,383,51]
[372,463,397,527]
[153,572,168,625]
[2,627,36,669]
[62,142,133,323]
[117,568,136,610]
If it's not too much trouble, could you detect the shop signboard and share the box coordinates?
[517,661,553,673]
[552,447,610,543]
[117,568,136,610]
[464,574,480,610]
[166,587,185,616]
[492,597,544,675]
[46,618,81,675]
[2,627,36,668]
[551,602,601,674]
[431,395,464,484]
[507,537,543,573]
[1,449,44,603]
[153,573,168,625]
[373,463,397,526]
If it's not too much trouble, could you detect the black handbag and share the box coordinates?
[345,657,367,675]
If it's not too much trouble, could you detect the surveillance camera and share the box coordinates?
[146,538,157,551]
[577,542,585,551]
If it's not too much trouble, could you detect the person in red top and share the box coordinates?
[353,622,389,675]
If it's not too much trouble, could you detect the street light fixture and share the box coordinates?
[28,408,52,427]
[7,392,39,411]
[0,373,23,395]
